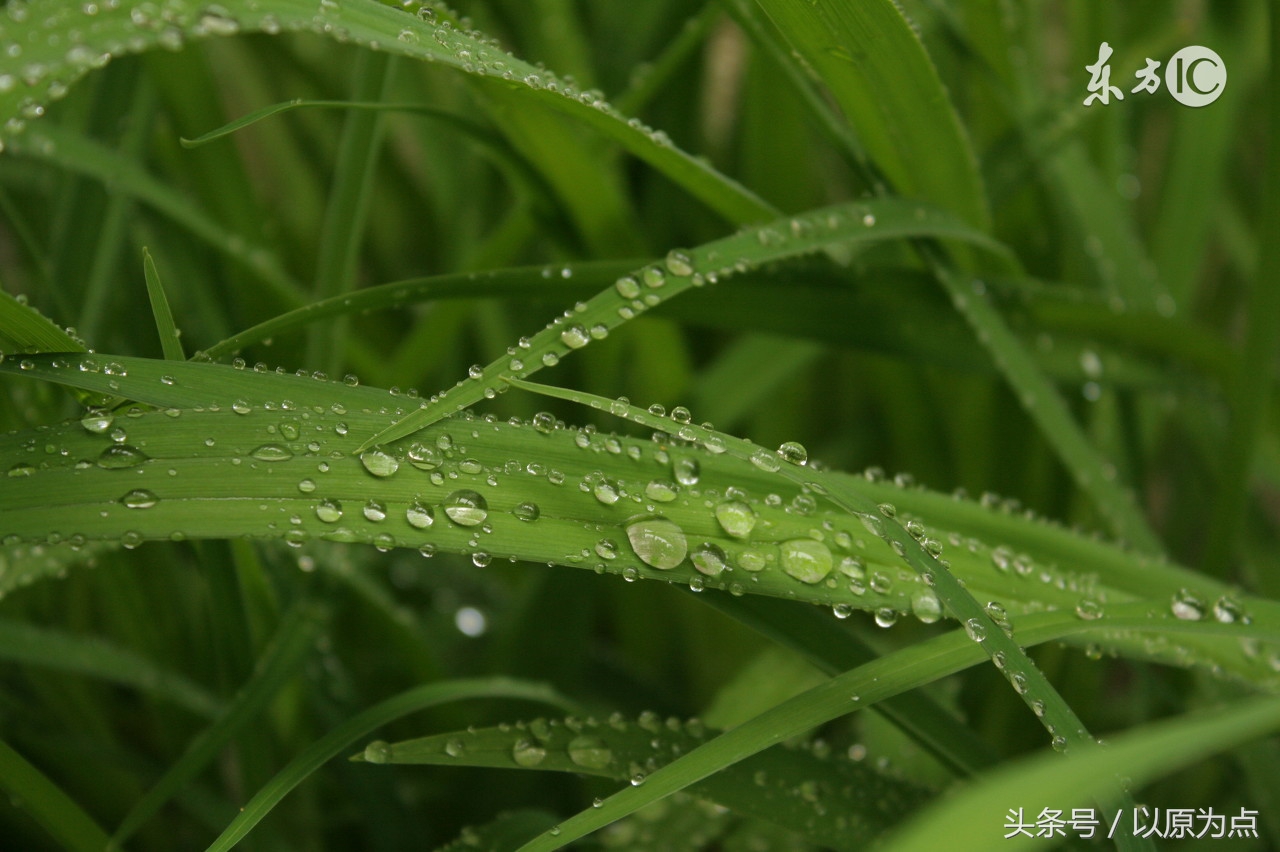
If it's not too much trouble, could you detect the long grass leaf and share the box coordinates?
[142,248,186,361]
[0,737,113,852]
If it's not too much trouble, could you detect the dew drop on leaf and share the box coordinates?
[315,499,343,523]
[1171,589,1204,621]
[779,539,833,584]
[715,501,757,538]
[513,501,540,522]
[97,445,149,469]
[512,739,546,767]
[120,489,158,509]
[360,448,399,477]
[625,517,687,570]
[250,444,293,462]
[363,741,391,764]
[566,735,613,770]
[690,543,727,577]
[777,441,808,465]
[405,500,434,529]
[444,490,488,526]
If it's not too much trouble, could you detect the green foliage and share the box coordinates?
[0,1,1277,850]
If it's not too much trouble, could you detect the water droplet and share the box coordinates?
[715,501,756,537]
[615,276,640,298]
[1213,595,1246,624]
[566,735,613,770]
[644,480,678,502]
[625,517,687,570]
[513,501,540,522]
[315,498,343,523]
[664,249,694,277]
[1171,589,1204,621]
[591,476,621,505]
[874,608,898,628]
[777,441,808,465]
[779,539,833,584]
[911,590,942,623]
[964,618,987,643]
[560,324,590,349]
[363,500,387,522]
[444,738,466,757]
[690,543,727,577]
[407,442,442,470]
[6,463,33,477]
[360,448,399,477]
[642,267,666,288]
[250,443,293,462]
[672,457,700,485]
[750,448,780,472]
[1075,598,1104,620]
[120,488,158,509]
[80,410,114,433]
[405,500,435,529]
[97,445,149,469]
[512,739,546,767]
[363,740,391,764]
[444,490,488,526]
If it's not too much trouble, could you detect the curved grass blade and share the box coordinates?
[356,713,931,851]
[0,618,221,718]
[358,196,1013,449]
[0,737,113,852]
[503,377,1152,851]
[205,677,571,852]
[510,607,1215,852]
[111,600,327,847]
[0,0,773,226]
[0,287,86,355]
[880,693,1280,852]
[3,353,1276,675]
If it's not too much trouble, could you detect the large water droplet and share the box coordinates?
[80,410,113,434]
[407,442,442,470]
[360,448,399,477]
[1171,589,1204,621]
[777,441,808,465]
[250,444,293,462]
[715,501,756,538]
[625,517,687,570]
[120,488,159,509]
[97,445,150,469]
[363,740,391,764]
[405,500,434,529]
[560,325,590,349]
[911,590,942,624]
[566,735,613,770]
[779,539,833,584]
[444,490,488,526]
[664,249,694,277]
[644,480,679,502]
[672,457,700,485]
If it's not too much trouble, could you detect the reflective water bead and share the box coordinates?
[360,448,399,477]
[714,501,756,537]
[779,539,833,584]
[625,517,687,570]
[444,490,489,526]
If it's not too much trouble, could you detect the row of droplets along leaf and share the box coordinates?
[357,712,930,847]
[0,398,941,618]
[359,196,1006,448]
[6,352,1273,648]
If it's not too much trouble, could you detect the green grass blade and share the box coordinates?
[357,197,1012,449]
[751,0,989,230]
[0,617,221,717]
[881,694,1280,852]
[359,713,931,850]
[205,677,571,852]
[0,737,113,852]
[143,248,186,361]
[111,600,328,846]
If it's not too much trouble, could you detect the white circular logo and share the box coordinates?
[1165,45,1227,107]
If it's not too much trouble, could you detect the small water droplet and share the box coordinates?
[363,740,391,764]
[315,498,343,523]
[911,590,942,623]
[363,500,387,522]
[405,500,435,529]
[964,618,987,643]
[672,457,700,485]
[80,410,114,433]
[690,543,727,577]
[512,739,546,767]
[513,501,540,522]
[777,441,808,465]
[664,249,694,277]
[1171,589,1204,621]
[566,735,613,770]
[644,480,679,502]
[407,442,442,470]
